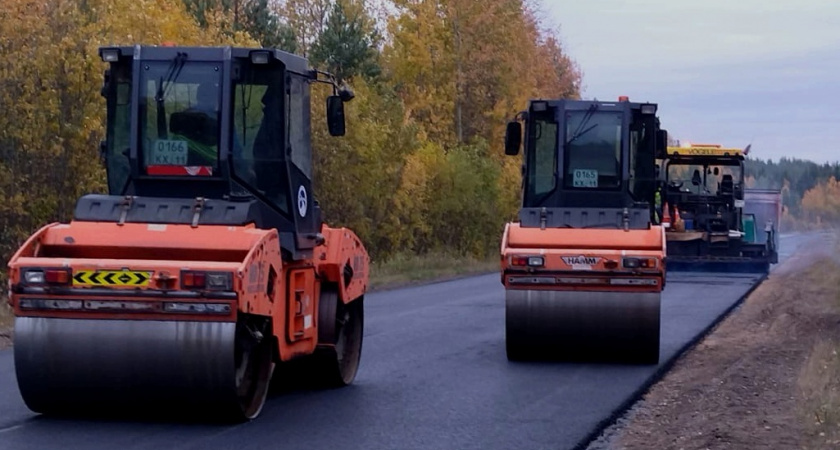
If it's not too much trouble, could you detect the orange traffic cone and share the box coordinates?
[673,205,685,232]
[662,201,671,230]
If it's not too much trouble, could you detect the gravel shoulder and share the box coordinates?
[588,232,840,450]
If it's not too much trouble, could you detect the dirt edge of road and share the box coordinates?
[587,234,840,450]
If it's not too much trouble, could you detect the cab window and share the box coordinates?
[525,115,558,203]
[231,61,289,214]
[138,60,222,176]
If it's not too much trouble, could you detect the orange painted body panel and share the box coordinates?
[314,226,369,303]
[504,223,665,251]
[500,222,666,293]
[7,219,369,363]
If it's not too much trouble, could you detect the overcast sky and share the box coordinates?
[544,0,839,164]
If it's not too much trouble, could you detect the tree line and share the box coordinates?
[0,0,581,277]
[745,157,840,230]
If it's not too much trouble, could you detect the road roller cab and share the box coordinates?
[501,96,668,363]
[6,44,369,421]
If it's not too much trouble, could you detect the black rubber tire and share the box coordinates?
[314,295,364,387]
[232,315,275,421]
[273,290,364,391]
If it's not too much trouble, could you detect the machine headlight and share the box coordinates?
[511,255,545,267]
[181,270,233,290]
[100,48,120,62]
[24,270,45,284]
[531,101,548,112]
[206,272,233,290]
[250,50,271,64]
[622,257,658,269]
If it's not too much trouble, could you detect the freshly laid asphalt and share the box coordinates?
[0,233,815,450]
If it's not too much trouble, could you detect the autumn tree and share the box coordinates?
[310,78,420,256]
[243,0,298,50]
[0,0,587,270]
[309,0,382,82]
[0,0,255,284]
[281,0,333,56]
[801,177,840,226]
[182,0,296,50]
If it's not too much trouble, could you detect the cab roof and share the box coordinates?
[527,97,657,112]
[98,44,311,75]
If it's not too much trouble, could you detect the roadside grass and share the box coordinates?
[0,297,12,349]
[798,339,840,448]
[0,299,10,330]
[369,252,498,291]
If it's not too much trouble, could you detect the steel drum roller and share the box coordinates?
[505,290,661,363]
[14,317,252,418]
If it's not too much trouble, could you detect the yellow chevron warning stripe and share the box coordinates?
[72,270,153,286]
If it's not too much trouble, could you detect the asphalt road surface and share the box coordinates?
[0,233,816,450]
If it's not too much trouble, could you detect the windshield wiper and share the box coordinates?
[565,103,598,146]
[154,52,188,139]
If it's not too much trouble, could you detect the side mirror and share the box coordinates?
[656,129,668,157]
[504,121,522,156]
[327,95,345,137]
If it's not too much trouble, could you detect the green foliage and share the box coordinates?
[309,0,382,82]
[182,0,296,51]
[387,140,504,257]
[422,141,505,256]
[0,0,254,286]
[310,78,419,256]
[243,0,298,51]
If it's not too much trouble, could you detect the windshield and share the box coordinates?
[667,162,742,195]
[138,60,222,176]
[564,111,622,189]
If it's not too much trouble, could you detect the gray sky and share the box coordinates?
[544,0,840,164]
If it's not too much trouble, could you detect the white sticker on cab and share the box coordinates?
[572,169,598,188]
[151,139,189,165]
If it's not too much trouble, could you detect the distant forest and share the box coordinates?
[745,157,840,230]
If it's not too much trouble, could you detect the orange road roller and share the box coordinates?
[501,97,669,364]
[7,44,368,421]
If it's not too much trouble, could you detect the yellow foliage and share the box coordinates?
[0,0,583,272]
[802,177,840,226]
[0,0,257,284]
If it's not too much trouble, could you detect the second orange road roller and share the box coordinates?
[6,44,368,421]
[501,97,669,364]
